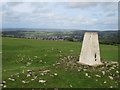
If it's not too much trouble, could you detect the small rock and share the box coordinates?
[27,74,31,77]
[102,71,105,75]
[95,79,98,81]
[0,83,3,87]
[70,84,72,87]
[31,79,35,81]
[27,70,32,72]
[22,80,26,84]
[110,86,113,88]
[2,81,6,84]
[41,73,44,76]
[108,76,113,80]
[38,80,46,83]
[85,73,88,77]
[3,85,7,88]
[95,75,101,77]
[116,71,119,73]
[54,73,58,76]
[104,81,107,83]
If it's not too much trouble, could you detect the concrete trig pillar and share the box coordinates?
[79,32,102,66]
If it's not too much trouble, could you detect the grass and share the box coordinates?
[2,37,119,88]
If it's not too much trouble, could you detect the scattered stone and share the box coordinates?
[56,63,60,65]
[88,76,91,78]
[108,76,113,80]
[22,80,25,84]
[2,81,6,84]
[104,81,107,84]
[3,85,7,88]
[53,64,55,66]
[95,75,101,78]
[95,79,98,81]
[83,69,87,71]
[110,67,115,70]
[70,84,73,87]
[38,80,46,83]
[102,71,105,75]
[27,70,32,72]
[54,73,58,76]
[85,73,88,77]
[27,74,31,77]
[116,71,119,73]
[41,73,44,76]
[110,86,113,88]
[31,79,35,81]
[0,83,3,87]
[8,78,15,81]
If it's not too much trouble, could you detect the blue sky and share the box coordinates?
[2,2,118,30]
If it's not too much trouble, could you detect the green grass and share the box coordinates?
[2,37,119,88]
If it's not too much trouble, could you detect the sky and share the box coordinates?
[1,2,118,31]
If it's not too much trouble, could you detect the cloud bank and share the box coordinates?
[2,2,118,30]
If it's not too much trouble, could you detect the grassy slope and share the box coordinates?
[2,37,118,88]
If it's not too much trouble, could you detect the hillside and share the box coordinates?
[2,37,119,88]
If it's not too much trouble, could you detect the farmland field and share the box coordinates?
[2,37,119,88]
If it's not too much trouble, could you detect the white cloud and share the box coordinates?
[11,3,35,13]
[99,17,118,25]
[68,2,99,8]
[76,15,84,20]
[73,15,97,25]
[2,2,118,30]
[83,18,97,24]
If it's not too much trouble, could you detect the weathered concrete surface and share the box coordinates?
[79,32,102,66]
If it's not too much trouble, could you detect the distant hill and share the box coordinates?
[2,30,119,40]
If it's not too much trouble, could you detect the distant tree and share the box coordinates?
[99,40,119,45]
[67,37,74,42]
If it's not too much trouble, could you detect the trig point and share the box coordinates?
[79,32,102,66]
